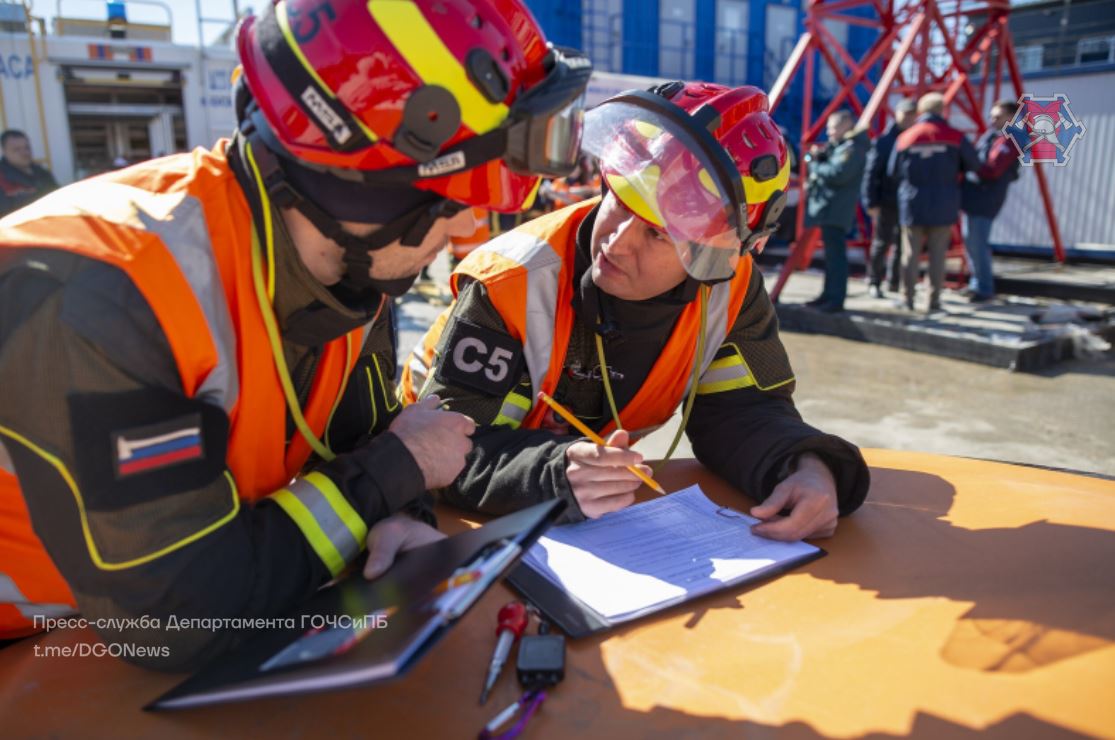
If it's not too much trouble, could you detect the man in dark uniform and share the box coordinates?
[861,99,916,298]
[803,110,869,313]
[402,83,869,540]
[0,130,57,217]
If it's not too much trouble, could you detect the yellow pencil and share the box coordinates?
[537,392,667,495]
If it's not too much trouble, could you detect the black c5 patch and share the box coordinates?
[435,318,524,397]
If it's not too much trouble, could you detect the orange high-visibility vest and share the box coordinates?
[401,199,753,434]
[0,143,365,637]
[448,207,491,262]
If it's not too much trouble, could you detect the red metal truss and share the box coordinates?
[767,0,1066,303]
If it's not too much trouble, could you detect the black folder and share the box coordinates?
[148,499,564,710]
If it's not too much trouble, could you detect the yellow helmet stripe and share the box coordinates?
[520,176,543,212]
[742,155,791,206]
[275,1,379,142]
[369,0,510,135]
[605,168,664,228]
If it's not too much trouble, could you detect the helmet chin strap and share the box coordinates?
[239,115,463,291]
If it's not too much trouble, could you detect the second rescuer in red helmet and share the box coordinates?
[402,82,869,536]
[0,0,590,664]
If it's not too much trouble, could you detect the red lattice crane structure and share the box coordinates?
[766,0,1066,302]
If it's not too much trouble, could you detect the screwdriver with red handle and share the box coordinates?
[479,601,529,705]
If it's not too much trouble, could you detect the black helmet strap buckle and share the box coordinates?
[241,115,463,289]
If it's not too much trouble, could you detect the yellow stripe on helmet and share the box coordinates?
[520,176,543,212]
[742,154,791,206]
[276,1,379,142]
[369,0,510,135]
[605,167,664,228]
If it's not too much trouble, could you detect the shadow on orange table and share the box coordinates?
[811,466,1115,673]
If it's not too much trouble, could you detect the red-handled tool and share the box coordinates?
[479,601,528,705]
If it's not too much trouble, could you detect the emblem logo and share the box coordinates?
[1003,93,1085,166]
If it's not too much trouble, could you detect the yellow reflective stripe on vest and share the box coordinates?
[0,573,75,621]
[493,390,531,429]
[272,471,367,577]
[369,0,508,135]
[696,343,755,394]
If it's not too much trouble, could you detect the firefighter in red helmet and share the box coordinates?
[402,82,869,531]
[0,0,590,667]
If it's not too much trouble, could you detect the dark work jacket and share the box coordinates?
[805,129,869,231]
[888,113,981,227]
[861,123,902,210]
[961,129,1021,219]
[0,158,57,217]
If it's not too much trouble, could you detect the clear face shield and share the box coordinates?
[581,93,748,282]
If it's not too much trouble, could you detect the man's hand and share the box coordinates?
[388,394,476,489]
[565,430,651,519]
[867,206,881,219]
[363,513,446,579]
[750,452,839,541]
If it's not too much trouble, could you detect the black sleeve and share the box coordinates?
[323,299,435,526]
[886,142,902,180]
[323,300,405,453]
[959,134,982,174]
[416,280,587,522]
[685,269,870,515]
[443,424,584,522]
[0,254,424,670]
[862,140,883,209]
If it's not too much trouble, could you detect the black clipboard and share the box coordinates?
[148,499,564,710]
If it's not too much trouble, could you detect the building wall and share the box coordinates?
[532,0,811,88]
[1010,0,1115,74]
[0,30,236,184]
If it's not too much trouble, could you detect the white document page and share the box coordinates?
[521,485,820,622]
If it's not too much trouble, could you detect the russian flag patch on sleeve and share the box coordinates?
[112,414,205,478]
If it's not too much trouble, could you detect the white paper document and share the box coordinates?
[520,485,821,623]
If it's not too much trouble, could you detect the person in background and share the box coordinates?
[861,98,917,299]
[540,155,601,211]
[888,92,980,313]
[0,130,57,217]
[961,99,1022,303]
[803,110,869,313]
[447,207,492,271]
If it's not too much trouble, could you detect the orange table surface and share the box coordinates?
[1,449,1113,739]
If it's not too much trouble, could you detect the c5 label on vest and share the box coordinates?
[435,319,524,397]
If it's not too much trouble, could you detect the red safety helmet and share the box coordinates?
[583,82,790,282]
[237,0,591,213]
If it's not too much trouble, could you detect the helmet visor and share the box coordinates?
[583,99,743,282]
[504,48,592,177]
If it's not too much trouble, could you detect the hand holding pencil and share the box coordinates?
[539,392,667,518]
